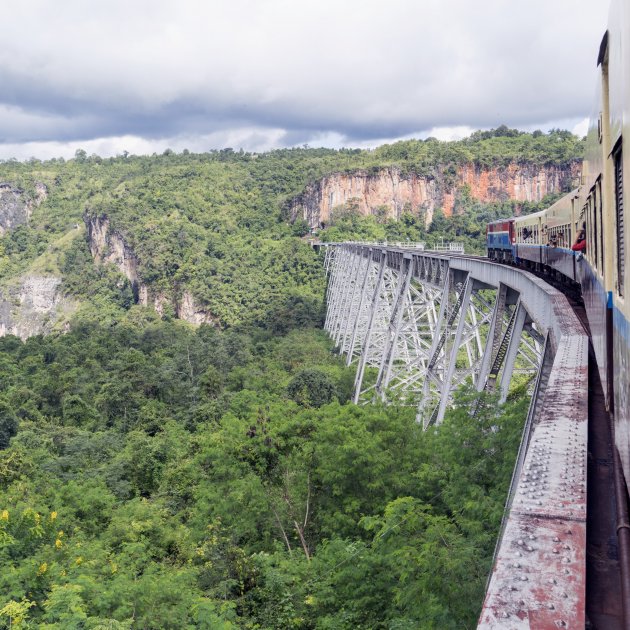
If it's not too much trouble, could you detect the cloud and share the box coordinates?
[0,0,607,158]
[0,128,290,161]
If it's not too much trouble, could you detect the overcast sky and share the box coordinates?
[0,0,607,160]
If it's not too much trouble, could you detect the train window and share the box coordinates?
[592,188,599,269]
[597,179,604,272]
[584,202,590,258]
[614,144,625,296]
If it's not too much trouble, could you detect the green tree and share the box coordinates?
[287,369,337,408]
[0,402,18,450]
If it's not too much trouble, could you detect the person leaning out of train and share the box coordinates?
[571,225,586,252]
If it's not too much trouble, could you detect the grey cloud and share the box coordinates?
[0,0,608,156]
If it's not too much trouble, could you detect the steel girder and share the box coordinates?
[323,245,543,425]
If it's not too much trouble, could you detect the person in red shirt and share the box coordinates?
[572,224,586,252]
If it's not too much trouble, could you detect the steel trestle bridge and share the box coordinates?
[321,242,591,628]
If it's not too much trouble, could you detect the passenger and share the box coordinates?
[549,234,558,247]
[571,227,586,252]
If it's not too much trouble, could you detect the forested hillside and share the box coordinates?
[0,128,581,628]
[0,126,582,334]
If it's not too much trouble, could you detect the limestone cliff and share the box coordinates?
[86,214,215,325]
[87,214,141,291]
[0,275,73,339]
[289,162,581,228]
[0,182,47,235]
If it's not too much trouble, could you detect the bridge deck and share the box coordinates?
[321,244,595,627]
[478,332,588,628]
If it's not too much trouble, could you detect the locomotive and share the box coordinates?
[487,0,629,495]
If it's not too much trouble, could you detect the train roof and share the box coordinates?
[515,208,547,223]
[512,189,580,225]
[487,217,515,226]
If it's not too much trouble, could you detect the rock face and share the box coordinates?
[86,214,215,325]
[0,275,71,339]
[289,162,581,228]
[0,182,47,235]
[177,290,213,325]
[87,214,141,292]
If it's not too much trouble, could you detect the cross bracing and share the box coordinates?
[323,245,543,426]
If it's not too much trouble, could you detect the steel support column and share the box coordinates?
[434,275,474,425]
[375,255,414,399]
[352,252,387,403]
[498,301,527,403]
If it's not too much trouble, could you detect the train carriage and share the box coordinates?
[512,207,546,270]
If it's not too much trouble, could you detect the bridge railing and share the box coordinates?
[315,240,465,253]
[433,241,465,253]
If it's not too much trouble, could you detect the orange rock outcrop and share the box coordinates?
[289,162,581,228]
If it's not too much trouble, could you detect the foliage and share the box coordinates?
[287,369,337,407]
[0,134,542,627]
[0,313,527,627]
[0,402,18,450]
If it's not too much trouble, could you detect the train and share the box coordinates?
[487,0,629,496]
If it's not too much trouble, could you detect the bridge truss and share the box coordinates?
[322,243,589,628]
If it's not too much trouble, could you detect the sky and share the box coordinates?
[0,0,607,160]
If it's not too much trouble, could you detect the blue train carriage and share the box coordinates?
[579,0,630,485]
[486,218,515,262]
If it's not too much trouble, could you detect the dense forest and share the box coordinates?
[0,128,582,628]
